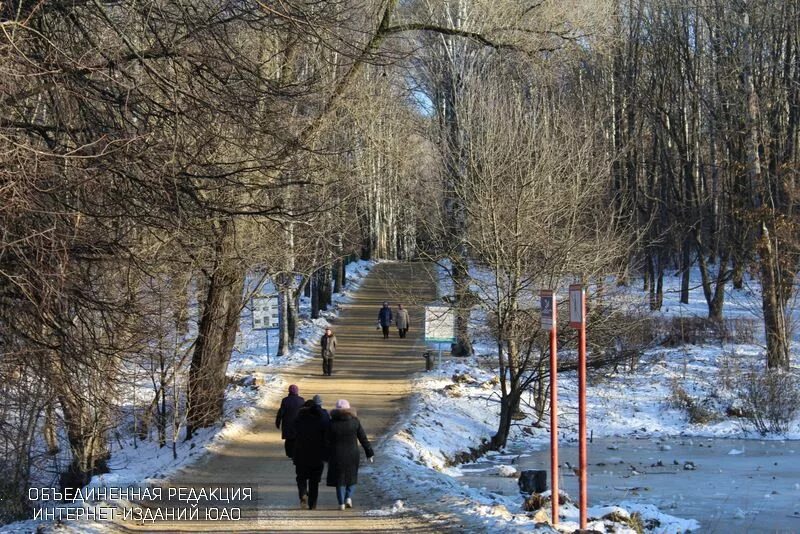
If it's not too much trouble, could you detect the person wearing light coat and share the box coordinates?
[395,303,410,338]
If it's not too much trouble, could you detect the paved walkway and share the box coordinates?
[118,262,461,532]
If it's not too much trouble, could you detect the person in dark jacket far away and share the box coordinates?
[395,303,410,338]
[293,395,331,510]
[320,327,337,376]
[326,399,374,511]
[378,301,393,340]
[276,384,304,458]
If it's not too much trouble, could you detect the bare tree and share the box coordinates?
[439,64,627,447]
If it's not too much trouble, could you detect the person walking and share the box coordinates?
[326,399,374,511]
[293,395,331,510]
[276,384,304,458]
[378,301,393,340]
[320,327,337,376]
[395,303,410,338]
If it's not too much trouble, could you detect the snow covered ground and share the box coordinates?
[369,262,799,532]
[372,360,702,533]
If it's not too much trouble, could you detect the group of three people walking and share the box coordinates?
[276,385,374,511]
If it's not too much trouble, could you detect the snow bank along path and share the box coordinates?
[112,262,459,532]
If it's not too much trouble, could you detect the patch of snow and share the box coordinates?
[364,500,406,516]
[495,465,518,477]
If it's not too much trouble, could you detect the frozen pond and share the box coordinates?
[457,437,800,533]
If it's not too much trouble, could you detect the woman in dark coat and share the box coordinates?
[378,302,393,339]
[293,396,331,510]
[325,399,374,510]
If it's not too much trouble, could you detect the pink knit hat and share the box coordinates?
[288,384,299,395]
[335,399,350,410]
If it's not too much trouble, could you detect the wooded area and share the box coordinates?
[1,0,797,522]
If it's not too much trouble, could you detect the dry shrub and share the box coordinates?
[717,351,746,391]
[588,311,660,372]
[724,318,758,344]
[661,317,757,346]
[603,510,645,534]
[447,439,492,466]
[668,380,719,424]
[522,491,570,512]
[735,369,800,435]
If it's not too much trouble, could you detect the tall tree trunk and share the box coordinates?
[44,402,59,455]
[439,33,473,357]
[452,258,473,356]
[278,283,291,357]
[491,342,511,449]
[287,287,298,344]
[278,222,296,357]
[647,252,658,310]
[709,251,729,322]
[48,346,110,488]
[758,224,791,369]
[56,383,110,488]
[696,232,728,322]
[333,258,344,294]
[655,265,664,311]
[51,355,111,488]
[311,270,320,319]
[186,220,245,437]
[321,265,333,310]
[732,257,745,289]
[740,4,791,370]
[680,239,691,304]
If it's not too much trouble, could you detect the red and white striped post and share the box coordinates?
[569,284,588,529]
[540,290,558,525]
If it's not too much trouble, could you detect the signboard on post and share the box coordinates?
[540,290,555,331]
[252,295,280,330]
[568,283,588,528]
[424,306,456,342]
[541,288,560,525]
[252,295,280,364]
[569,285,585,327]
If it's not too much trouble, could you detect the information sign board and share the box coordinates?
[569,284,584,328]
[252,295,280,330]
[424,306,456,343]
[540,290,555,330]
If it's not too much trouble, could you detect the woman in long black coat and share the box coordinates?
[325,399,374,510]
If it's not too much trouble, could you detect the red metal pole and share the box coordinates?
[578,288,587,529]
[549,311,559,525]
